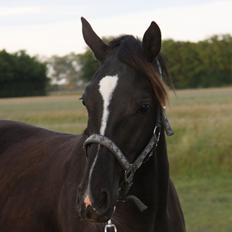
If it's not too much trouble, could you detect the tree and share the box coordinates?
[47,53,81,89]
[162,35,232,88]
[0,50,48,98]
[45,34,232,91]
[77,49,99,82]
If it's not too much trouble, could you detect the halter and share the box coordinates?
[83,105,173,205]
[84,108,162,197]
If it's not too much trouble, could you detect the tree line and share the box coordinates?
[0,50,48,98]
[75,34,232,89]
[0,34,231,97]
[162,35,232,88]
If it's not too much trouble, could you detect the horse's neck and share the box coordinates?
[114,129,169,232]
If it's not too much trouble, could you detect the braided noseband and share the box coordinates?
[84,122,161,197]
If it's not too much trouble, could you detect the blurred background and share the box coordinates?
[0,0,231,231]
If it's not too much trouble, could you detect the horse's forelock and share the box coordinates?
[108,36,168,106]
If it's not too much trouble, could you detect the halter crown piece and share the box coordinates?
[83,58,174,232]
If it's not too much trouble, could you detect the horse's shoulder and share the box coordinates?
[0,121,82,222]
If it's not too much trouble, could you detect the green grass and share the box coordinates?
[167,87,232,177]
[175,176,232,232]
[0,87,231,231]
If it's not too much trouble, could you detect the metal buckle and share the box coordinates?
[104,220,117,232]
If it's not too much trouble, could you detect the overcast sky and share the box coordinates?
[0,0,231,56]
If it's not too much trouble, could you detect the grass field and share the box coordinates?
[0,87,231,231]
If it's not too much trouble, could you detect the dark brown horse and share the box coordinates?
[0,18,185,232]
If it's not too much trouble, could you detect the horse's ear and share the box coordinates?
[81,17,109,61]
[142,21,161,62]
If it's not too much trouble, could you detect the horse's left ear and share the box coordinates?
[142,21,161,62]
[81,17,109,61]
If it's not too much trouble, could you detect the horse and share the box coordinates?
[0,17,185,232]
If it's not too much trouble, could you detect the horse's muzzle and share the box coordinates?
[76,190,113,223]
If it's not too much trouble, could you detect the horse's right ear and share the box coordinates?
[81,17,109,61]
[142,21,161,62]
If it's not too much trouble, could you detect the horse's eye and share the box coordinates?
[79,97,86,106]
[138,103,151,113]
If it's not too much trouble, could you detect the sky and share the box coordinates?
[0,0,231,56]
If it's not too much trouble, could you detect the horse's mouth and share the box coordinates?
[78,204,114,223]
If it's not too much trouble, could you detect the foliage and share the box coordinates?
[47,53,81,89]
[162,35,232,88]
[76,49,99,82]
[46,51,99,89]
[0,50,48,98]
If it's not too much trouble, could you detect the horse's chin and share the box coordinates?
[84,215,110,224]
[79,204,115,224]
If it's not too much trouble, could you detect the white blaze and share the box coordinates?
[99,75,119,135]
[84,75,118,201]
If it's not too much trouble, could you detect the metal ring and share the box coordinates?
[104,220,117,232]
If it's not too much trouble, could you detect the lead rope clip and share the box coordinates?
[104,219,117,232]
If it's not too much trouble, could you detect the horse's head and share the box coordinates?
[77,17,167,223]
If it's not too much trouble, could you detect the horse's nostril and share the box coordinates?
[98,189,110,210]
